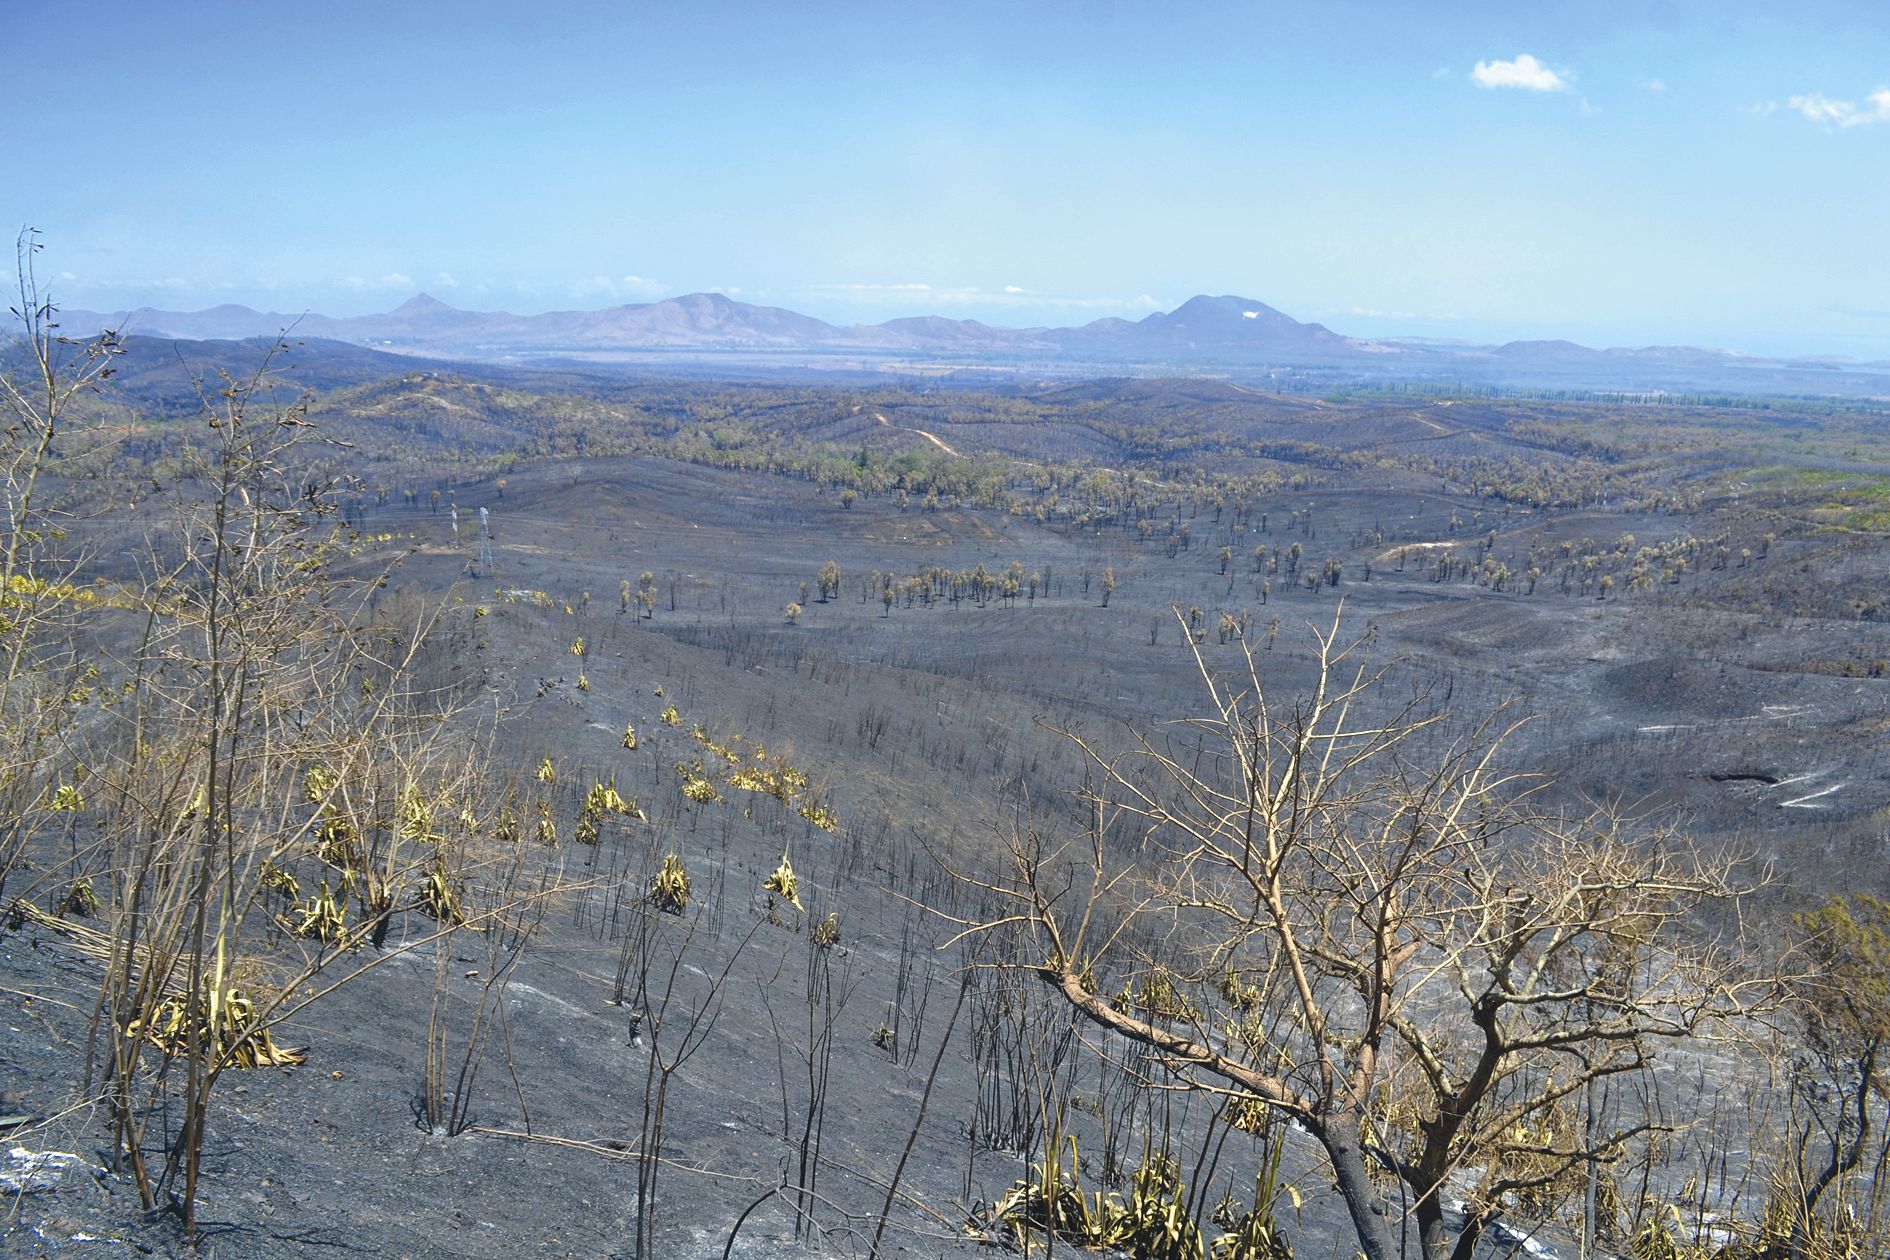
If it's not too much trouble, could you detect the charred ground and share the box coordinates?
[5,349,1889,1257]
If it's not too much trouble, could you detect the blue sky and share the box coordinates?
[8,1,1888,356]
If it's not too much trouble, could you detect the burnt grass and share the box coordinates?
[5,386,1890,1257]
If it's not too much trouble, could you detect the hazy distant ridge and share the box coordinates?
[58,290,1890,395]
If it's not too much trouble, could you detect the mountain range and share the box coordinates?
[58,292,1890,396]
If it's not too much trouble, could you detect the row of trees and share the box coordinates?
[795,559,1121,612]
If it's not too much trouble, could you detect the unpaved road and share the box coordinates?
[875,412,961,457]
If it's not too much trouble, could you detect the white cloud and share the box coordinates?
[341,272,415,292]
[813,282,935,293]
[1328,306,1463,322]
[811,283,1164,313]
[1782,88,1890,127]
[434,271,461,289]
[1641,78,1667,94]
[1789,92,1851,123]
[571,273,669,301]
[1471,53,1568,93]
[56,272,275,299]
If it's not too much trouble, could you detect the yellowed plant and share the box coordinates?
[57,877,100,918]
[648,853,691,914]
[764,848,803,912]
[417,862,467,926]
[293,880,349,944]
[129,987,305,1071]
[797,801,838,833]
[304,764,338,802]
[259,861,300,900]
[811,912,842,948]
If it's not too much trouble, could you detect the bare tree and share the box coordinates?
[0,230,121,900]
[1774,895,1890,1256]
[80,338,489,1232]
[946,606,1755,1260]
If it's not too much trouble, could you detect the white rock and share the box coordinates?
[1,1145,96,1194]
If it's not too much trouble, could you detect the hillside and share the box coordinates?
[4,346,1889,1259]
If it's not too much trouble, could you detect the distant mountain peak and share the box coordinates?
[1160,294,1285,318]
[391,293,457,316]
[1174,293,1271,312]
[1128,293,1344,349]
[663,292,741,310]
